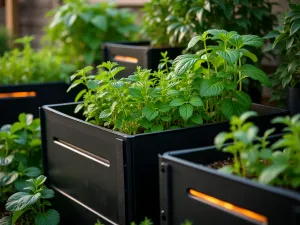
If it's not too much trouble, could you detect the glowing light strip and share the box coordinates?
[189,189,268,225]
[114,55,138,63]
[0,91,36,99]
[53,139,110,167]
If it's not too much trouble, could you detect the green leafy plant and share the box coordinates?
[142,0,277,49]
[0,113,41,203]
[215,111,300,189]
[264,2,300,104]
[0,36,74,85]
[69,29,270,135]
[2,175,59,225]
[44,0,138,67]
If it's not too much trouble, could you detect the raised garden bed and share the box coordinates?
[0,82,77,126]
[40,102,287,225]
[159,138,300,225]
[102,41,183,78]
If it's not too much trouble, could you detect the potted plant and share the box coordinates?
[0,36,76,126]
[264,2,300,114]
[44,0,138,69]
[103,0,277,85]
[40,30,287,225]
[159,112,300,225]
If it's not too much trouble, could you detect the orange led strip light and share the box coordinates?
[189,189,268,225]
[0,91,36,99]
[114,55,138,63]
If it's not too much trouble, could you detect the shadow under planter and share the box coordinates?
[40,103,288,225]
[159,142,300,225]
[0,82,79,126]
[102,41,183,78]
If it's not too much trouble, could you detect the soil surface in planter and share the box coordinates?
[207,158,300,192]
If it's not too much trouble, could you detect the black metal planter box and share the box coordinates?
[159,144,300,225]
[0,82,77,126]
[102,41,183,78]
[40,103,287,225]
[287,86,300,115]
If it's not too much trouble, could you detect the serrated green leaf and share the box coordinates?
[24,167,41,177]
[239,49,257,62]
[217,71,233,79]
[189,96,203,107]
[87,80,98,90]
[220,91,251,119]
[241,35,263,47]
[174,54,200,75]
[151,125,164,133]
[224,81,236,91]
[35,209,60,225]
[0,172,18,186]
[161,115,172,122]
[0,154,14,166]
[259,164,288,184]
[170,98,185,107]
[187,36,201,50]
[216,49,240,64]
[291,19,300,35]
[6,192,41,211]
[200,79,224,97]
[40,188,55,199]
[12,208,30,224]
[91,15,107,31]
[75,89,86,102]
[74,104,84,114]
[0,216,12,225]
[263,30,281,39]
[129,88,142,99]
[179,104,193,121]
[142,106,159,121]
[191,114,203,124]
[241,64,271,87]
[99,109,112,119]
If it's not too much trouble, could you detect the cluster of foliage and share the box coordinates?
[142,0,277,49]
[215,111,300,188]
[264,2,300,104]
[0,115,59,225]
[0,26,10,56]
[0,114,41,203]
[69,29,271,135]
[44,0,138,67]
[0,36,75,85]
[1,175,59,225]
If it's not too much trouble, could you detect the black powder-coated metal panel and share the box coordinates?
[0,82,77,126]
[102,42,183,78]
[41,105,126,224]
[41,102,288,225]
[160,146,300,225]
[287,86,300,115]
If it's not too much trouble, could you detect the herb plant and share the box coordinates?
[0,113,41,203]
[44,0,138,67]
[3,175,59,225]
[264,2,300,104]
[0,36,74,85]
[215,111,300,189]
[69,29,271,135]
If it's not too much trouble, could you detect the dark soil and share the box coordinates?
[207,158,300,192]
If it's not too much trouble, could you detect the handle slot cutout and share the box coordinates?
[0,91,36,99]
[188,188,268,225]
[113,55,138,64]
[53,138,110,167]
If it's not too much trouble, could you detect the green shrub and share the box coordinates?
[0,36,75,85]
[43,0,139,67]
